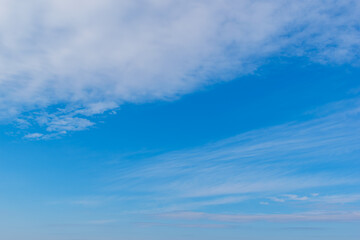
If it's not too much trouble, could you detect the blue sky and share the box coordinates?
[0,1,360,240]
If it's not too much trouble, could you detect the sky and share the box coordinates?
[0,1,360,240]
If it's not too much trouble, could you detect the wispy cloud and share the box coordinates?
[0,0,359,135]
[23,132,44,139]
[136,222,234,229]
[85,219,117,225]
[104,98,360,214]
[48,219,118,228]
[160,211,360,223]
[318,194,360,204]
[268,193,360,204]
[268,194,309,203]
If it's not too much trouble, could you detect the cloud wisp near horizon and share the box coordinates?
[1,0,360,137]
[98,98,360,222]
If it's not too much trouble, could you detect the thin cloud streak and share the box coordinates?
[268,193,360,204]
[101,98,360,215]
[109,99,360,197]
[160,211,360,223]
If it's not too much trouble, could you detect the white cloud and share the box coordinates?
[0,0,359,134]
[23,132,44,139]
[282,194,309,201]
